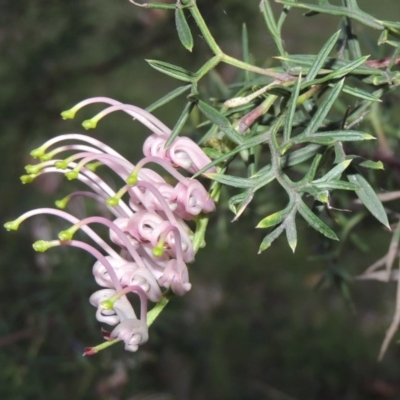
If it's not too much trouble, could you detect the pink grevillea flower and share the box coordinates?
[5,97,215,353]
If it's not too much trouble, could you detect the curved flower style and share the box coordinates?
[5,97,215,354]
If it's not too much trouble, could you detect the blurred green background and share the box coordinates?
[2,1,400,399]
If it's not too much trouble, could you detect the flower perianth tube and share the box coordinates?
[59,216,150,271]
[30,133,127,160]
[81,104,171,135]
[33,239,122,291]
[5,208,121,259]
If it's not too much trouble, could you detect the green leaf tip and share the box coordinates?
[256,209,289,229]
[175,7,194,52]
[348,173,389,229]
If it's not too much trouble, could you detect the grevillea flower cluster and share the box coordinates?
[5,97,215,354]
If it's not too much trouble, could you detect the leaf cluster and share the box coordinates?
[131,0,399,253]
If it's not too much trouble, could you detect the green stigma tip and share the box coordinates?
[25,164,40,174]
[40,153,53,162]
[126,174,138,185]
[33,240,50,252]
[55,199,68,209]
[58,230,73,241]
[106,197,119,207]
[65,170,78,180]
[82,119,97,130]
[55,161,68,169]
[4,221,19,231]
[61,109,76,120]
[152,246,164,257]
[30,148,45,159]
[100,300,114,310]
[85,162,98,172]
[20,174,37,184]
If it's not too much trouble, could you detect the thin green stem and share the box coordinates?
[221,54,290,81]
[147,296,170,326]
[188,1,222,54]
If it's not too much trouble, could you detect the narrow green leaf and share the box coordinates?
[197,100,244,144]
[302,79,344,136]
[304,31,341,83]
[195,55,221,81]
[275,1,383,30]
[279,144,323,170]
[202,147,224,160]
[283,74,302,142]
[175,7,193,52]
[259,0,286,57]
[296,130,374,146]
[166,102,194,147]
[315,159,352,182]
[146,59,196,82]
[381,20,400,30]
[193,131,270,178]
[205,172,269,189]
[242,24,251,82]
[385,219,400,276]
[298,199,339,240]
[388,42,400,71]
[341,85,381,102]
[347,173,389,228]
[229,190,255,219]
[280,54,381,76]
[318,55,369,81]
[258,224,286,253]
[345,156,384,170]
[285,214,298,252]
[256,206,291,229]
[313,180,359,191]
[340,1,363,59]
[300,154,323,183]
[146,84,191,112]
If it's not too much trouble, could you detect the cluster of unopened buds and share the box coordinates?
[5,97,216,354]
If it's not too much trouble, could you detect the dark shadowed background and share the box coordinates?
[2,1,400,399]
